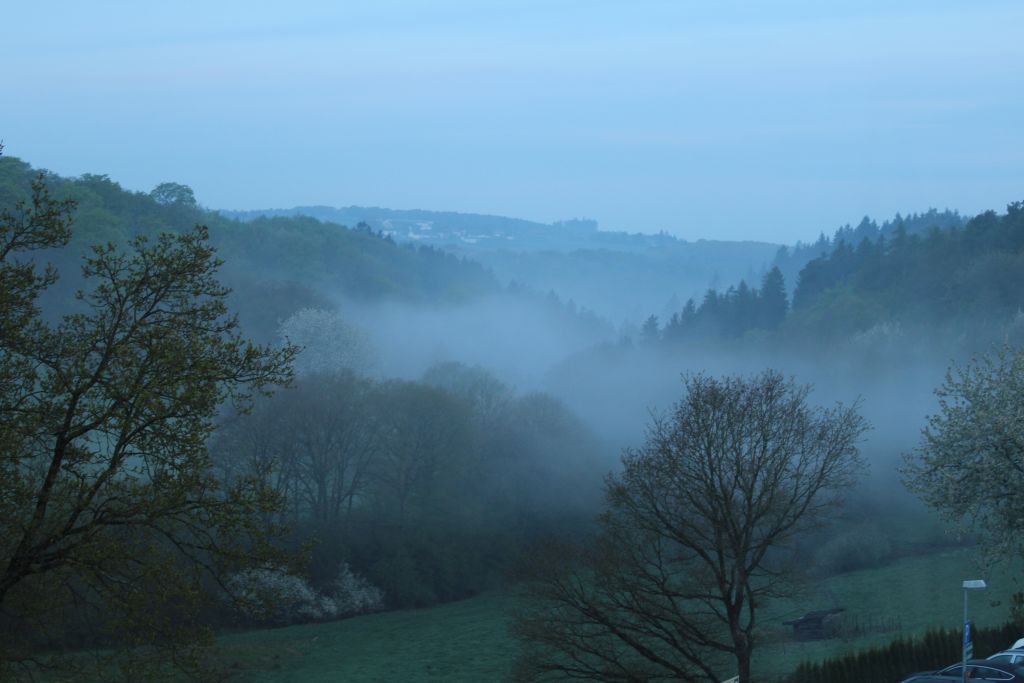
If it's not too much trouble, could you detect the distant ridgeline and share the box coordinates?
[223,205,669,253]
[0,156,607,342]
[223,205,786,323]
[223,205,592,251]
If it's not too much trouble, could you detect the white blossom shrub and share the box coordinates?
[333,561,385,616]
[227,564,335,625]
[227,562,384,625]
[278,307,375,375]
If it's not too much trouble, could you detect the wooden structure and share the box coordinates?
[782,607,845,641]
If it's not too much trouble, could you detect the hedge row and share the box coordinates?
[784,621,1021,683]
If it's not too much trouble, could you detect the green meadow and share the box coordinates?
[219,592,519,682]
[217,547,1022,682]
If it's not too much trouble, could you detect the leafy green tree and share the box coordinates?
[903,346,1024,561]
[149,181,197,207]
[514,371,868,683]
[0,159,295,677]
[0,160,74,394]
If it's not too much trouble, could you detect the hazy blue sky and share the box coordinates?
[3,1,1022,242]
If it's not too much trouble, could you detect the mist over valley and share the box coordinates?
[4,3,1024,680]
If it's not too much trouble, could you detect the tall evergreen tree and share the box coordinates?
[759,266,788,329]
[640,314,660,344]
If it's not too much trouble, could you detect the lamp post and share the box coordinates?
[962,579,987,683]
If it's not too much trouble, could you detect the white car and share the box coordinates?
[988,648,1024,665]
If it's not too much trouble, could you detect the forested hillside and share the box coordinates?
[641,201,1024,350]
[790,204,1024,335]
[770,209,965,292]
[0,156,499,340]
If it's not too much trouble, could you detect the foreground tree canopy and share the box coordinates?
[0,154,294,677]
[515,371,868,683]
[904,346,1024,560]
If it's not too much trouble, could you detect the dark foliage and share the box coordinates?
[790,203,1024,333]
[771,210,966,293]
[784,620,1020,683]
[213,364,604,610]
[660,266,790,342]
[0,149,295,679]
[652,202,1022,346]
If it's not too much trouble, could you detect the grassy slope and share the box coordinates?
[220,548,1021,682]
[753,548,1020,679]
[219,593,518,682]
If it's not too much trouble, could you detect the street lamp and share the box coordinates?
[962,579,987,683]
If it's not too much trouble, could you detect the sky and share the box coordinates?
[3,0,1023,243]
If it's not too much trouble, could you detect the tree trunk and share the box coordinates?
[736,650,751,683]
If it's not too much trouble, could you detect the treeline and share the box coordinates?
[771,209,965,290]
[785,620,1019,683]
[790,203,1024,332]
[212,363,605,610]
[641,202,1023,346]
[0,157,488,336]
[637,266,789,344]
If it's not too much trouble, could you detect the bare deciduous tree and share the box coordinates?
[514,371,868,682]
[213,371,386,532]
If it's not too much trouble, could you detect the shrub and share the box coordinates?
[784,620,1022,683]
[227,562,383,626]
[333,561,384,616]
[228,565,336,625]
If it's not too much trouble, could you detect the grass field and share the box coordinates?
[752,548,1021,679]
[218,547,1022,682]
[218,592,519,682]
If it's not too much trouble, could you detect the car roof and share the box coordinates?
[964,658,1024,672]
[910,660,1024,682]
[988,650,1024,660]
